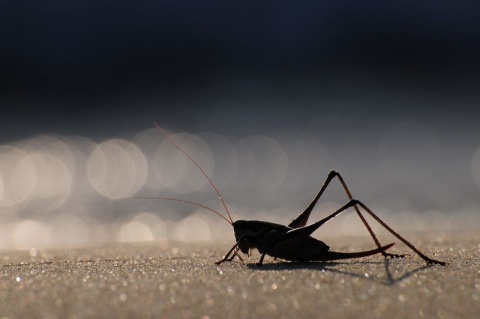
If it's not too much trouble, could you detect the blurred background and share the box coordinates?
[1,1,479,250]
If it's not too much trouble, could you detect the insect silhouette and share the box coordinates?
[139,123,445,266]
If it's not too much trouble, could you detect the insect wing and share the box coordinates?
[272,223,328,257]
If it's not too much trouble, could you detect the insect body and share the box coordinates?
[225,216,395,265]
[144,124,445,266]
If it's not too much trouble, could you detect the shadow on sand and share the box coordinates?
[246,258,436,285]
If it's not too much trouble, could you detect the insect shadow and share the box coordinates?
[138,124,446,267]
[245,258,435,286]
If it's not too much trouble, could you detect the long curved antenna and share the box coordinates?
[154,122,234,223]
[134,196,232,225]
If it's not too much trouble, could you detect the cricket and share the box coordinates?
[139,123,446,266]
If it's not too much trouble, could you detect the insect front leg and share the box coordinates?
[215,235,247,265]
[226,247,244,262]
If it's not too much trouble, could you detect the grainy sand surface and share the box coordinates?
[1,231,479,319]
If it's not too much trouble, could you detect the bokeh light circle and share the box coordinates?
[22,152,72,212]
[117,221,154,243]
[174,215,211,242]
[87,139,148,199]
[0,146,36,207]
[14,220,51,249]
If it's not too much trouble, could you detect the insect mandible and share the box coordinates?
[138,123,446,266]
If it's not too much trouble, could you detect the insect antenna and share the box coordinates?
[153,122,234,224]
[134,196,233,225]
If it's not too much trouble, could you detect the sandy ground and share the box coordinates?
[0,231,479,319]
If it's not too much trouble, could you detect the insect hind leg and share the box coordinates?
[289,170,404,259]
[288,170,339,228]
[355,200,446,266]
[334,171,409,259]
